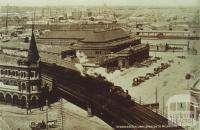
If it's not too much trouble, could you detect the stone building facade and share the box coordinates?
[0,32,41,108]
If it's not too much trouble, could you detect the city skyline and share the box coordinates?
[0,0,199,7]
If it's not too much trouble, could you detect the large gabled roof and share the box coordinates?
[39,28,130,43]
[82,28,130,43]
[40,30,91,39]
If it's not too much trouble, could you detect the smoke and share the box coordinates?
[75,51,88,76]
[87,67,121,81]
[76,51,88,64]
[75,63,85,76]
[75,51,122,82]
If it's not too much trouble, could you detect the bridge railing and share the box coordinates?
[132,97,181,127]
[132,97,145,105]
[132,97,168,118]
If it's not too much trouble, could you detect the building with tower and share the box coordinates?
[0,31,41,108]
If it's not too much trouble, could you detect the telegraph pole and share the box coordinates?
[58,98,64,130]
[5,5,8,34]
[162,96,165,115]
[46,99,48,130]
[156,88,158,113]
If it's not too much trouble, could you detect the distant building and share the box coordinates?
[0,32,41,108]
[38,28,143,57]
[71,11,82,20]
[26,20,48,25]
[99,44,149,70]
[151,22,170,30]
[73,28,142,58]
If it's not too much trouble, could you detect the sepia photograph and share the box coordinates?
[0,0,200,130]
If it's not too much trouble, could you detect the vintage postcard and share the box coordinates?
[0,0,199,130]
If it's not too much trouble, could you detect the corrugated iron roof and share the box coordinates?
[82,28,130,43]
[40,28,130,43]
[40,30,91,39]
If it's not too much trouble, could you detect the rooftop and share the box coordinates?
[74,37,136,49]
[0,53,29,68]
[40,30,90,39]
[82,28,130,43]
[0,32,40,67]
[39,28,130,43]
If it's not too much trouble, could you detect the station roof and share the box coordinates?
[82,28,130,43]
[40,30,90,39]
[40,28,130,43]
[73,37,136,49]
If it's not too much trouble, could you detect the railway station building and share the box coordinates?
[0,32,41,108]
[38,28,149,69]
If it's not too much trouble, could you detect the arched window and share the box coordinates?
[22,83,26,91]
[12,71,15,76]
[30,71,34,78]
[21,72,23,78]
[16,71,19,76]
[23,72,26,78]
[8,70,10,76]
[5,70,7,75]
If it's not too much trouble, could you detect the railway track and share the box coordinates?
[40,62,185,130]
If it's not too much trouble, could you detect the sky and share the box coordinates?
[0,0,199,7]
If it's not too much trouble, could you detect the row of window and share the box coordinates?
[0,69,38,78]
[0,80,38,93]
[79,50,107,55]
[169,102,192,111]
[19,84,37,92]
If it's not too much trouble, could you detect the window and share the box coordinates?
[177,102,186,111]
[8,70,11,76]
[95,51,101,54]
[12,71,15,76]
[27,86,30,92]
[0,70,3,75]
[22,83,26,90]
[16,71,19,76]
[170,102,176,111]
[5,70,7,75]
[19,86,21,91]
[23,72,26,78]
[21,72,23,78]
[30,71,34,78]
[32,85,37,91]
